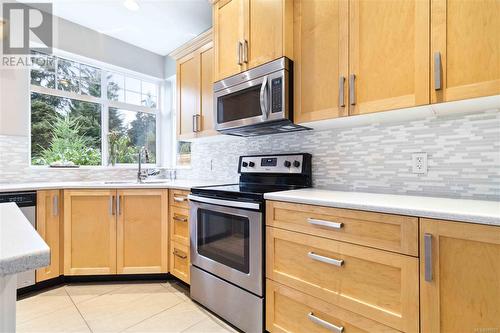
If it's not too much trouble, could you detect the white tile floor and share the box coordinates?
[16,281,238,333]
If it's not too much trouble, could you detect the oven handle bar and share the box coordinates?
[188,194,260,210]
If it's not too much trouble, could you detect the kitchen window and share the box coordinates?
[30,51,161,166]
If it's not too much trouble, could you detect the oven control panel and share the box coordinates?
[239,154,310,174]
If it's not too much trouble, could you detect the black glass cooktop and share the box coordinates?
[191,183,305,202]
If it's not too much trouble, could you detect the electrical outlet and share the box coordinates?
[412,153,428,174]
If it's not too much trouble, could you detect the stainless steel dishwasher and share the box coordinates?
[0,191,37,289]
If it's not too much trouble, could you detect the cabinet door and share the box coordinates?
[177,52,199,139]
[431,0,500,102]
[244,0,289,70]
[64,190,117,275]
[214,0,245,81]
[170,206,189,245]
[349,0,429,115]
[293,0,348,123]
[420,219,500,333]
[36,190,61,282]
[117,189,168,274]
[199,43,216,136]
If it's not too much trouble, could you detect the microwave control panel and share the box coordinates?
[271,78,282,114]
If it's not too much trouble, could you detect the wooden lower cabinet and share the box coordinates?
[36,190,62,282]
[420,218,500,333]
[266,280,399,333]
[169,241,190,284]
[266,227,419,332]
[64,189,117,275]
[170,206,189,245]
[117,189,168,274]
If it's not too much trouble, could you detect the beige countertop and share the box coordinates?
[264,189,500,226]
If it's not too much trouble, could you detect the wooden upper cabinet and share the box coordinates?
[420,219,500,333]
[200,43,216,136]
[177,52,199,139]
[213,0,291,81]
[214,0,245,81]
[36,190,62,282]
[431,0,500,103]
[175,31,215,140]
[349,0,429,115]
[293,0,348,123]
[245,0,289,70]
[116,189,168,274]
[64,190,117,275]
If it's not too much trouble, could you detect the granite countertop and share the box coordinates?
[264,189,500,226]
[0,203,50,276]
[0,179,228,193]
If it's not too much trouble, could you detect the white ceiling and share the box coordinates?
[23,0,212,56]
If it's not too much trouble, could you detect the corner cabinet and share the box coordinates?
[174,31,216,140]
[420,219,500,332]
[431,0,500,102]
[213,0,293,82]
[64,189,169,276]
[36,190,62,282]
[64,190,117,275]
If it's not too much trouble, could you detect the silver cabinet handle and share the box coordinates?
[173,196,187,203]
[349,74,356,105]
[339,76,345,107]
[173,215,188,222]
[52,194,59,216]
[424,233,433,282]
[173,250,187,259]
[192,115,197,133]
[237,41,243,66]
[243,39,248,63]
[434,52,442,90]
[195,114,201,132]
[117,195,122,215]
[109,195,115,216]
[308,218,343,230]
[308,252,344,267]
[259,75,269,119]
[308,312,344,333]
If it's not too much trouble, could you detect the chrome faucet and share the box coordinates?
[137,147,149,183]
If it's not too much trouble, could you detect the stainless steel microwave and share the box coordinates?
[213,57,309,137]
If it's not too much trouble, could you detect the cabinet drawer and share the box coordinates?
[266,227,419,332]
[170,241,190,284]
[266,201,418,256]
[266,280,399,333]
[169,189,190,209]
[170,206,189,245]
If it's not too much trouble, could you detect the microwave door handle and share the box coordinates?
[259,75,269,120]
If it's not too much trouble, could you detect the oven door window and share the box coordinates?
[197,209,250,274]
[217,85,262,123]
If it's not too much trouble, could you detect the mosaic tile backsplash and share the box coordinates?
[1,109,499,200]
[179,109,500,201]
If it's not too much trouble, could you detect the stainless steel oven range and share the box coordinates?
[189,153,312,333]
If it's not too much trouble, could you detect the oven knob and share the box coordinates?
[293,160,301,168]
[249,161,255,167]
[242,162,248,167]
[284,160,291,168]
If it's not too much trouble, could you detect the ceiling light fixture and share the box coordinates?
[124,0,140,11]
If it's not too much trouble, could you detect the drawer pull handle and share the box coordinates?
[308,312,344,333]
[308,252,344,267]
[173,250,187,259]
[308,218,343,230]
[173,215,188,222]
[173,196,187,203]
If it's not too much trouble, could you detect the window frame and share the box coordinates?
[29,49,163,168]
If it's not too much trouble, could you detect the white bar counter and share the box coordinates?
[0,203,50,332]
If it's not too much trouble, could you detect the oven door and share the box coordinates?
[189,195,263,296]
[214,70,287,131]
